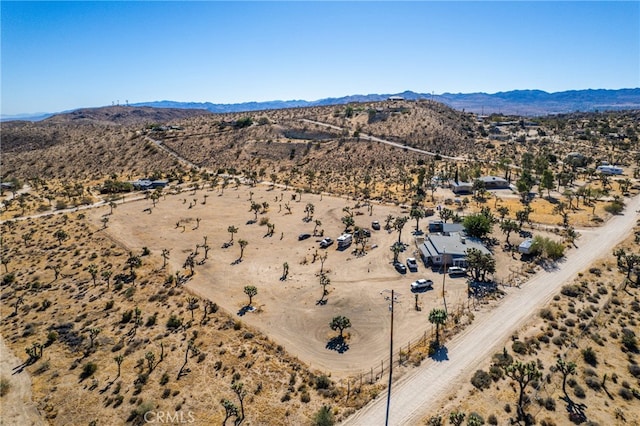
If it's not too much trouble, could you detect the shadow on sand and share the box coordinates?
[326,336,349,354]
[431,345,449,362]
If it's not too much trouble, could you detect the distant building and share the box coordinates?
[451,181,473,195]
[428,221,464,235]
[388,96,404,101]
[478,176,510,189]
[596,165,623,175]
[131,179,169,190]
[419,232,491,267]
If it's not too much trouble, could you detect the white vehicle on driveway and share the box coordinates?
[410,278,433,291]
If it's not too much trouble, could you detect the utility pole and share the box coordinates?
[381,289,400,426]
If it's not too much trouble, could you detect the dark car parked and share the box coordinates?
[298,233,311,241]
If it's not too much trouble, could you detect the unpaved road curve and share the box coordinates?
[343,194,640,425]
[0,335,46,426]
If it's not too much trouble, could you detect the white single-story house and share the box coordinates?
[131,179,169,190]
[451,181,473,194]
[419,233,491,267]
[478,176,510,189]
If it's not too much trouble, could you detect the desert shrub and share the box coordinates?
[233,320,242,331]
[471,369,492,390]
[543,397,556,411]
[574,384,586,398]
[512,340,527,354]
[105,300,114,310]
[312,405,334,426]
[503,404,511,413]
[589,267,601,276]
[145,314,157,327]
[300,391,311,403]
[487,414,498,425]
[121,310,133,324]
[538,334,550,344]
[539,419,556,426]
[467,412,485,425]
[604,199,625,214]
[629,364,640,378]
[552,336,564,347]
[280,392,291,402]
[166,315,182,330]
[0,378,11,397]
[489,365,503,381]
[315,375,331,390]
[585,376,601,391]
[160,372,169,385]
[621,328,638,352]
[161,388,171,399]
[565,318,576,327]
[561,285,582,298]
[618,387,633,400]
[80,362,97,379]
[243,332,254,339]
[426,416,443,426]
[540,308,555,321]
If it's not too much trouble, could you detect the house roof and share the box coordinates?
[479,176,509,185]
[420,233,491,258]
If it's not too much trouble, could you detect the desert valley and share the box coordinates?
[1,98,639,426]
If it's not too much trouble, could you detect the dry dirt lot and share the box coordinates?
[90,184,475,379]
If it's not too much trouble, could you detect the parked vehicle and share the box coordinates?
[406,257,418,271]
[354,228,371,238]
[319,238,334,248]
[336,233,352,249]
[394,262,407,274]
[371,221,381,230]
[448,266,467,277]
[411,278,434,291]
[298,233,311,241]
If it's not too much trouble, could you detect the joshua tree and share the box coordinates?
[126,252,142,276]
[183,253,196,275]
[613,248,640,287]
[281,262,289,280]
[500,219,520,248]
[88,264,99,285]
[101,269,113,289]
[231,381,247,423]
[410,206,425,231]
[177,339,199,380]
[221,399,238,426]
[186,297,199,321]
[449,411,466,426]
[390,241,403,263]
[101,216,109,229]
[13,295,24,316]
[428,308,448,347]
[91,326,104,345]
[227,225,238,243]
[53,229,68,246]
[145,351,156,374]
[238,239,248,261]
[556,357,576,397]
[114,354,124,379]
[304,203,315,221]
[161,249,170,269]
[313,219,322,236]
[319,252,328,274]
[329,315,351,339]
[243,285,257,306]
[319,273,331,303]
[384,214,395,230]
[503,360,542,422]
[394,216,408,243]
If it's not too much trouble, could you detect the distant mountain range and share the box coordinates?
[3,88,639,122]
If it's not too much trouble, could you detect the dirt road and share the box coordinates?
[342,194,640,425]
[0,335,45,426]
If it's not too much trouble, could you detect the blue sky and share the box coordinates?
[1,1,639,115]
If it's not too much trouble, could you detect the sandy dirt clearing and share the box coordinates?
[0,335,45,426]
[93,184,472,378]
[342,193,640,425]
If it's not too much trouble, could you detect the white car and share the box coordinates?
[448,266,467,277]
[406,257,418,271]
[411,278,433,291]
